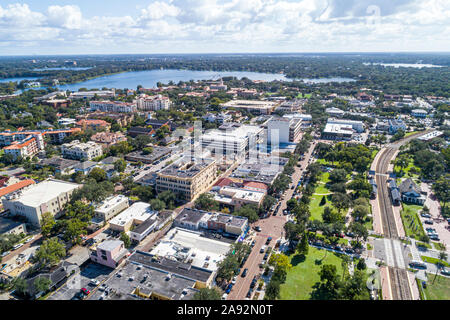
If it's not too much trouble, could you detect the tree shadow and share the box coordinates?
[310,282,334,300]
[314,259,322,266]
[291,254,306,266]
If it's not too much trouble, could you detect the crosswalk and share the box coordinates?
[383,238,406,268]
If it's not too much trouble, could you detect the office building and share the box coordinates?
[61,140,103,160]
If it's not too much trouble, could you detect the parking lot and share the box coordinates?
[47,263,113,300]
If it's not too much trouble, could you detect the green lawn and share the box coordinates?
[400,203,425,240]
[310,172,335,221]
[422,275,450,300]
[279,247,345,300]
[394,159,421,181]
[297,93,312,99]
[316,158,333,167]
[421,256,450,268]
[405,131,419,138]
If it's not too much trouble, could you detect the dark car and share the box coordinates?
[246,289,253,299]
[250,276,258,289]
[241,268,248,278]
[265,237,272,245]
[225,284,233,294]
[424,220,433,225]
[263,252,269,260]
[255,226,262,232]
[251,241,256,248]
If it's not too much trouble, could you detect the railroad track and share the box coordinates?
[373,132,433,301]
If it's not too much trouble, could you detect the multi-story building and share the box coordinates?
[90,131,127,148]
[214,186,266,210]
[108,202,157,233]
[267,117,302,144]
[1,179,81,227]
[322,123,354,141]
[327,118,364,133]
[0,128,80,147]
[90,240,128,269]
[135,94,171,111]
[76,119,111,131]
[200,123,263,159]
[3,135,43,160]
[411,109,428,118]
[220,100,278,115]
[94,195,130,223]
[388,119,407,134]
[156,157,217,202]
[90,101,137,113]
[69,90,116,100]
[61,140,103,160]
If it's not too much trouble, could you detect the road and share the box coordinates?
[227,140,317,300]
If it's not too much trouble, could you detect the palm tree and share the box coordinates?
[433,250,448,284]
[341,255,351,280]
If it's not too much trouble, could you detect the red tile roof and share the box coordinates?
[243,181,268,191]
[0,179,35,198]
[214,178,234,188]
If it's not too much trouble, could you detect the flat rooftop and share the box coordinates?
[129,251,213,284]
[0,217,23,234]
[109,202,156,227]
[95,195,129,214]
[4,179,80,207]
[89,260,198,301]
[158,157,215,179]
[150,228,231,271]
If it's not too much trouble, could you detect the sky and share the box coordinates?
[0,0,449,55]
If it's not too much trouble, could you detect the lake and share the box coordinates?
[56,69,289,91]
[296,77,356,84]
[1,69,357,92]
[363,62,443,68]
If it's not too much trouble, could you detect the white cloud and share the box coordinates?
[0,0,449,54]
[47,5,83,29]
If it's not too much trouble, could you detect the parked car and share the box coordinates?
[255,226,262,232]
[81,288,90,295]
[263,252,269,261]
[89,279,100,286]
[241,268,248,278]
[98,284,108,292]
[441,267,450,276]
[221,293,228,300]
[266,237,272,245]
[225,284,233,294]
[12,243,23,250]
[1,251,10,257]
[246,289,253,298]
[260,246,267,254]
[421,213,432,219]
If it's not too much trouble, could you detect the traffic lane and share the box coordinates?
[228,235,266,300]
[2,234,42,263]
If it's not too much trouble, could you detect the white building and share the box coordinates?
[220,100,278,115]
[61,140,103,160]
[322,123,354,140]
[2,179,81,227]
[94,195,130,223]
[327,118,364,133]
[200,124,263,159]
[135,94,171,111]
[267,117,302,144]
[411,109,428,118]
[109,202,157,233]
[326,107,345,118]
[214,186,265,210]
[283,113,313,127]
[69,90,116,100]
[90,101,137,113]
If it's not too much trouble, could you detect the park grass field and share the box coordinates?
[279,247,344,300]
[400,203,425,240]
[422,275,450,300]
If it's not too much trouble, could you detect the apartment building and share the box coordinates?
[90,131,127,148]
[1,179,81,227]
[220,100,278,115]
[61,140,103,160]
[94,195,130,223]
[156,157,217,202]
[3,135,43,160]
[327,118,365,133]
[90,100,137,113]
[267,116,302,144]
[135,94,171,111]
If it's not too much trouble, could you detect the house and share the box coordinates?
[399,178,426,205]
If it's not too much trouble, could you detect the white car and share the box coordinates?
[221,293,228,300]
[90,279,100,286]
[25,237,34,243]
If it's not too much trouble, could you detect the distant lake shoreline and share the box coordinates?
[1,69,358,92]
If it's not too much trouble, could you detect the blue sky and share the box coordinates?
[0,0,449,55]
